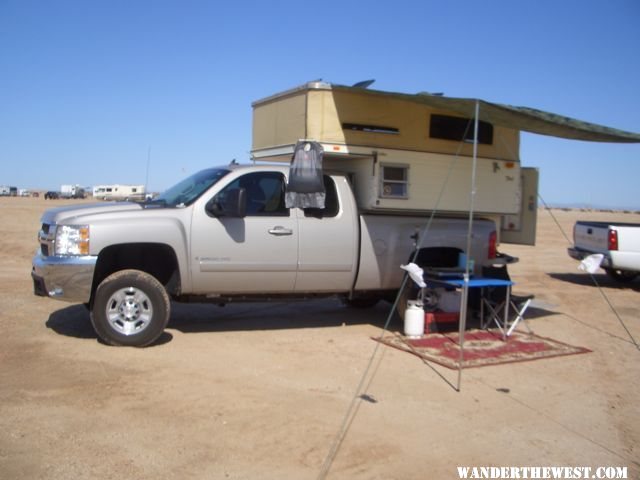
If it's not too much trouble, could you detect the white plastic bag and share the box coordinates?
[400,262,427,288]
[578,253,604,274]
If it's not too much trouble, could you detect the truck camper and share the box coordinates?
[32,81,640,347]
[251,81,539,246]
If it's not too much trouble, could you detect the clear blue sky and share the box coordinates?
[1,1,639,208]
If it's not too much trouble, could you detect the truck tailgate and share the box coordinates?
[574,222,610,252]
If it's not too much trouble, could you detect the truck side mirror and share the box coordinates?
[206,188,247,218]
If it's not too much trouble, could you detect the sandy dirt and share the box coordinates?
[0,196,638,479]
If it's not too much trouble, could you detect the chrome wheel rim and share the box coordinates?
[105,287,153,336]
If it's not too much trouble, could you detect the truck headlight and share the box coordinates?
[55,225,90,255]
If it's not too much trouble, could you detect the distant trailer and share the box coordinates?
[0,186,17,196]
[92,184,145,201]
[60,184,86,199]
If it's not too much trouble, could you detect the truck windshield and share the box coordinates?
[148,167,231,207]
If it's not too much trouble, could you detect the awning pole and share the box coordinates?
[457,100,480,391]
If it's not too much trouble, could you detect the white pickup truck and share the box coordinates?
[568,220,640,282]
[32,164,498,346]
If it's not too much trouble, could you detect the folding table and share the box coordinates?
[424,276,514,340]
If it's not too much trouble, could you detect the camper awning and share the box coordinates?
[331,84,640,143]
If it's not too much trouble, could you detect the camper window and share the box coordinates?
[429,114,494,145]
[380,165,408,199]
[342,123,399,135]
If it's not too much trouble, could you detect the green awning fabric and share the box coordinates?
[333,84,640,143]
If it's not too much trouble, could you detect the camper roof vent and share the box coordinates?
[352,79,375,89]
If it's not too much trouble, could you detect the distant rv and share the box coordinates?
[93,184,145,201]
[61,184,87,199]
[0,186,18,196]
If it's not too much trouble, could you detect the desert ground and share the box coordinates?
[0,196,638,480]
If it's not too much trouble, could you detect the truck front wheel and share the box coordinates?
[90,269,170,347]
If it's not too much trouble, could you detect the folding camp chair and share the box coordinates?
[481,265,535,336]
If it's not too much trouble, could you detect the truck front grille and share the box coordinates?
[38,223,55,257]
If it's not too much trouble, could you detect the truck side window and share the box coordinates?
[304,176,339,218]
[220,172,289,216]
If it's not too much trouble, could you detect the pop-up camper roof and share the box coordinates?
[251,81,638,227]
[252,81,640,156]
[252,81,521,162]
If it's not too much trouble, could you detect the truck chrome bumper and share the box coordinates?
[31,253,97,303]
[567,247,588,261]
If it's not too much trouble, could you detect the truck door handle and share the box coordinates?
[268,226,293,236]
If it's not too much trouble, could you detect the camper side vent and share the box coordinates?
[342,123,399,135]
[429,114,494,145]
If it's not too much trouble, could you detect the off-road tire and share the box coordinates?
[90,269,170,347]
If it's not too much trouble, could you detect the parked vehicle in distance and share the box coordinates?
[44,191,60,200]
[60,185,87,199]
[568,220,640,282]
[93,184,145,201]
[0,186,18,196]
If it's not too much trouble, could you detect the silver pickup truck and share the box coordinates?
[32,164,497,346]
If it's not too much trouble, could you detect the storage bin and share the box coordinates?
[425,311,460,333]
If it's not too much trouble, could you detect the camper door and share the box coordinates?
[500,167,539,246]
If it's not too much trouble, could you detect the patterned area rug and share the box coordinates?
[375,329,591,369]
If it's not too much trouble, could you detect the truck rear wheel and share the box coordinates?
[604,268,639,283]
[90,269,170,347]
